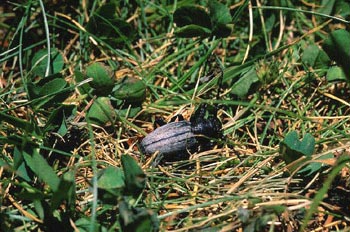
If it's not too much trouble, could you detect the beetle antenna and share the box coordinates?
[215,65,224,101]
[208,54,224,115]
[205,53,224,101]
[200,41,224,103]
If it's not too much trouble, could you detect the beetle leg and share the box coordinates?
[215,66,224,101]
[190,104,207,124]
[207,116,223,138]
[151,153,164,167]
[154,117,166,128]
[170,114,184,122]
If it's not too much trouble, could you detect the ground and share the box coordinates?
[0,1,350,231]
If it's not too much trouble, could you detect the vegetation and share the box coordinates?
[1,0,350,231]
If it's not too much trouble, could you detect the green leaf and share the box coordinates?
[230,66,259,98]
[173,3,232,38]
[104,18,135,46]
[16,182,45,201]
[279,131,315,164]
[112,76,146,103]
[318,0,336,15]
[298,153,334,176]
[212,23,232,38]
[116,105,142,118]
[34,78,69,109]
[301,44,330,70]
[56,116,68,136]
[51,170,76,210]
[0,112,35,133]
[173,5,212,29]
[86,3,117,31]
[323,29,350,79]
[223,63,252,84]
[97,166,125,190]
[96,166,125,203]
[86,62,115,96]
[334,0,350,18]
[121,154,146,198]
[33,199,45,220]
[208,0,232,26]
[94,2,117,19]
[86,3,135,47]
[27,73,70,109]
[0,135,39,150]
[21,147,60,192]
[44,104,75,134]
[119,199,159,232]
[31,48,64,77]
[174,24,212,38]
[39,78,68,96]
[28,73,65,97]
[265,14,276,33]
[208,0,232,37]
[87,97,116,126]
[75,218,94,232]
[13,147,31,181]
[326,66,348,82]
[74,70,91,95]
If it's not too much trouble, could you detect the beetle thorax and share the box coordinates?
[191,119,221,138]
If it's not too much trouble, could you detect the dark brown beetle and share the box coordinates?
[141,58,224,161]
[140,104,222,160]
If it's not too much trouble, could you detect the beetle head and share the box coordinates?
[191,116,222,138]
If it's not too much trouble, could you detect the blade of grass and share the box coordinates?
[254,5,350,24]
[38,0,51,77]
[300,154,350,231]
[17,0,33,95]
[86,119,98,232]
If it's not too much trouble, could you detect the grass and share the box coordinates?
[1,0,350,231]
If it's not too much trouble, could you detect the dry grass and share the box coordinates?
[1,1,350,231]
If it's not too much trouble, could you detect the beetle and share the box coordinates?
[140,104,222,160]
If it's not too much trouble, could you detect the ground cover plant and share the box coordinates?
[1,0,350,231]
